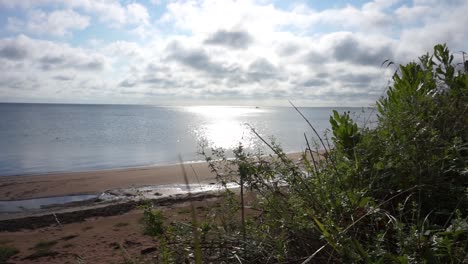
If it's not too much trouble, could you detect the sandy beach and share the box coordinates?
[0,162,219,201]
[0,153,305,201]
[0,152,314,263]
[0,196,236,263]
[0,157,277,263]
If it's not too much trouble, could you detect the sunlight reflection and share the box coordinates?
[185,106,265,149]
[186,106,266,119]
[198,120,254,149]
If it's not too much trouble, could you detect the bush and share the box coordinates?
[140,203,165,237]
[370,44,467,219]
[154,44,467,263]
[0,245,19,264]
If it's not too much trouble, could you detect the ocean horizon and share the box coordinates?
[0,103,376,176]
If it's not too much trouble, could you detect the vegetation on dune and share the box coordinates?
[140,44,467,263]
[140,202,166,237]
[24,240,60,260]
[0,245,19,264]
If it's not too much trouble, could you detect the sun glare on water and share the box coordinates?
[184,106,266,149]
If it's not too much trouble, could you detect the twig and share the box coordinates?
[341,185,420,235]
[301,244,327,264]
[248,125,324,212]
[304,133,319,177]
[190,164,210,207]
[239,164,247,246]
[53,213,62,228]
[289,101,342,179]
[234,253,243,263]
[289,101,329,158]
[179,155,202,264]
[190,164,202,187]
[119,243,137,264]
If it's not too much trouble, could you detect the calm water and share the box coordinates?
[0,103,376,176]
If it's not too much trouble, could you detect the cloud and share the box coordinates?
[1,0,150,27]
[362,0,401,11]
[276,43,301,57]
[0,74,39,90]
[247,58,279,81]
[330,33,393,66]
[39,54,105,71]
[53,75,74,81]
[0,38,29,60]
[395,0,468,62]
[303,49,327,66]
[103,41,144,58]
[160,0,315,36]
[126,3,150,25]
[141,76,177,88]
[395,5,432,23]
[119,79,137,88]
[0,0,467,106]
[302,79,328,87]
[204,30,253,49]
[167,41,239,77]
[336,72,375,84]
[6,9,90,36]
[0,35,108,97]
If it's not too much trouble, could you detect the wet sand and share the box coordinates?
[0,152,305,201]
[0,162,217,201]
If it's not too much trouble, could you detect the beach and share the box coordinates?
[0,194,234,263]
[0,153,305,201]
[0,156,296,263]
[0,162,217,201]
[0,145,317,263]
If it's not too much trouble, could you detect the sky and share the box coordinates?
[0,0,467,107]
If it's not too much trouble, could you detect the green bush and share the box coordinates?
[330,110,361,159]
[0,245,19,264]
[154,44,467,263]
[140,203,165,237]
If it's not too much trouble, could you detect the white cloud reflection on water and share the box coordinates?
[184,106,268,150]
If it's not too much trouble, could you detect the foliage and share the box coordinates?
[25,240,59,260]
[330,110,361,158]
[140,203,165,237]
[147,44,467,263]
[0,245,19,264]
[371,44,468,219]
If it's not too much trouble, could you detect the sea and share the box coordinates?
[0,103,377,176]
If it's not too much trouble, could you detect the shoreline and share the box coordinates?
[0,161,217,201]
[0,150,306,178]
[0,158,210,178]
[0,152,304,201]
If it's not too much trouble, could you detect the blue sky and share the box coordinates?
[0,0,466,106]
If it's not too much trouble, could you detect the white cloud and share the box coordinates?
[0,0,467,106]
[7,9,90,36]
[1,0,151,27]
[395,5,432,22]
[0,35,112,100]
[126,3,150,25]
[362,0,401,11]
[160,0,311,35]
[395,0,468,61]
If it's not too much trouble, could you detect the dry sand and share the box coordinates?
[0,198,226,264]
